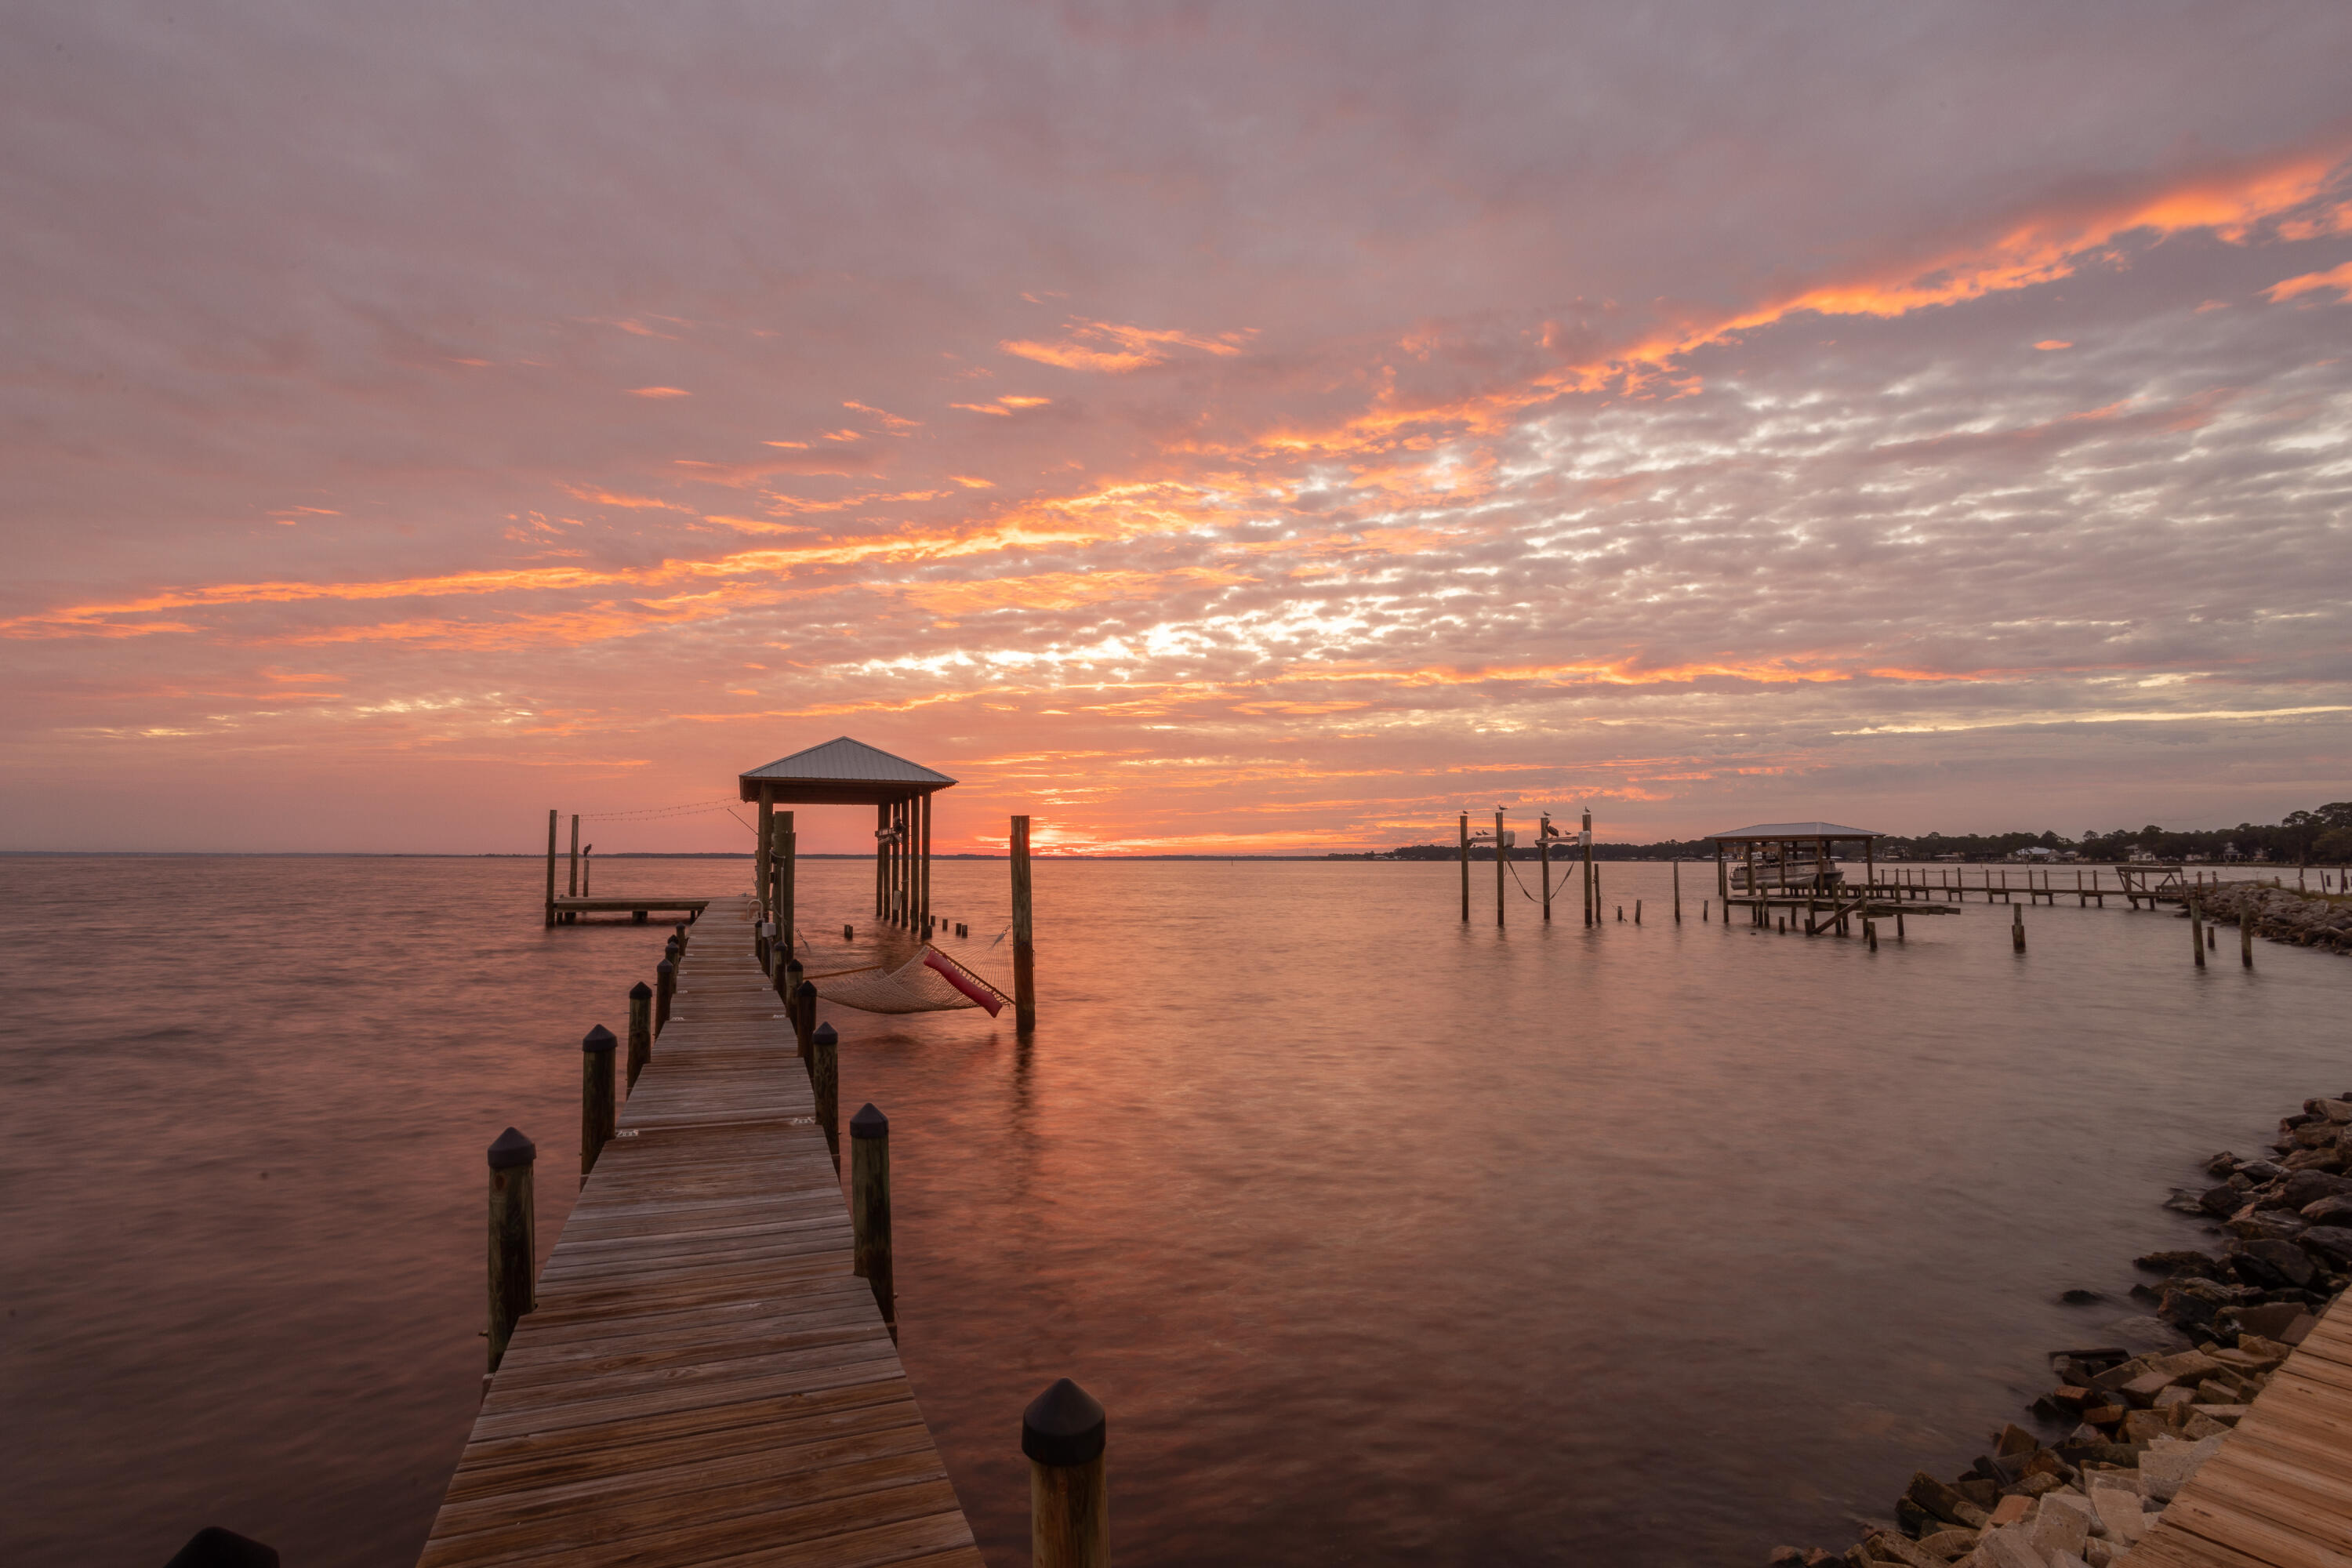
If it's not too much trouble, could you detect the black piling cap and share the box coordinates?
[165,1527,281,1568]
[797,981,816,1004]
[486,1127,536,1169]
[657,957,676,977]
[786,957,805,977]
[850,1102,888,1140]
[583,1024,618,1054]
[630,981,652,1000]
[1021,1377,1106,1466]
[814,1022,837,1046]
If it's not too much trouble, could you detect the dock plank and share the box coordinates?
[2122,1290,2352,1567]
[419,915,978,1567]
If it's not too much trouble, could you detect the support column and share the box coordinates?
[875,803,887,918]
[756,785,775,922]
[1581,809,1594,927]
[1458,811,1469,922]
[1011,814,1036,1031]
[1495,808,1506,928]
[777,810,796,961]
[920,792,932,933]
[1540,813,1552,923]
[568,815,580,899]
[545,808,558,927]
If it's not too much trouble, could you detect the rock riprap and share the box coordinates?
[1768,1093,2351,1567]
[2186,881,2352,955]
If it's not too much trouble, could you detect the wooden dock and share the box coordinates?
[2122,1295,2352,1567]
[550,895,714,926]
[418,913,982,1568]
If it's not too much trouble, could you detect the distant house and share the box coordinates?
[2013,847,2056,861]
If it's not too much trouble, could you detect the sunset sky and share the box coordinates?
[6,3,2350,855]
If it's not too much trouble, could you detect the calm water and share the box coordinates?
[3,854,2346,1565]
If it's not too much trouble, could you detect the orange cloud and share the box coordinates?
[950,394,1053,416]
[629,386,691,397]
[1000,319,1253,373]
[2266,259,2352,303]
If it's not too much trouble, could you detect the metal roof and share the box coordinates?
[738,736,956,804]
[1704,821,1884,841]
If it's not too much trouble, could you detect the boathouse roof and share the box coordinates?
[1704,821,1884,841]
[737,736,957,804]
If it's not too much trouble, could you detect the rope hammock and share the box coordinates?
[807,944,1012,1016]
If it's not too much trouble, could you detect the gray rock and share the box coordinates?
[2296,1225,2352,1265]
[2158,1276,2260,1330]
[2279,1169,2352,1209]
[2299,1193,2352,1227]
[2231,1238,2318,1288]
[2235,1160,2286,1181]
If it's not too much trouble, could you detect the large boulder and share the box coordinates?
[2296,1225,2352,1266]
[2279,1169,2352,1209]
[2230,1238,2318,1288]
[2158,1277,2260,1331]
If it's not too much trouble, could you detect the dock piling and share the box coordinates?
[2191,898,2205,968]
[1672,862,1680,923]
[2243,910,2255,968]
[1025,1377,1109,1568]
[1458,811,1470,923]
[850,1102,895,1329]
[655,957,676,1036]
[626,982,652,1088]
[1011,814,1037,1031]
[485,1127,536,1373]
[580,1026,617,1179]
[812,1022,840,1171]
[2012,905,2026,953]
[794,979,816,1060]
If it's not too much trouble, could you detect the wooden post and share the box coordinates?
[2012,905,2025,953]
[875,803,887,918]
[1672,861,1681,924]
[793,977,815,1061]
[1895,908,1905,941]
[1745,845,1759,925]
[568,815,580,901]
[626,982,652,1088]
[580,1025,617,1178]
[1025,1377,1108,1568]
[485,1127,535,1373]
[2191,897,2205,967]
[1011,814,1036,1031]
[756,784,775,927]
[2242,906,2255,968]
[1458,811,1469,922]
[582,846,591,897]
[545,808,558,927]
[1581,809,1594,927]
[1539,813,1552,923]
[812,1022,839,1172]
[850,1102,895,1327]
[1633,898,1642,924]
[1494,808,1506,928]
[920,791,932,934]
[655,957,675,1036]
[778,811,797,963]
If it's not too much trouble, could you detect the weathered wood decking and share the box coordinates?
[2123,1294,2352,1567]
[419,924,980,1568]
